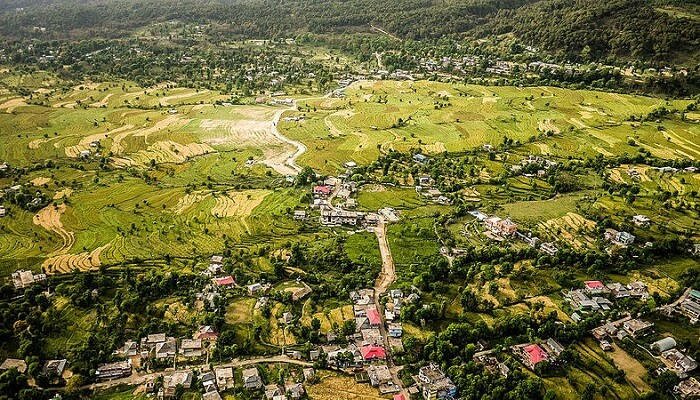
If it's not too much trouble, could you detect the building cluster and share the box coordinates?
[468,209,561,255]
[111,326,219,373]
[510,155,558,177]
[564,280,649,321]
[11,269,47,289]
[511,338,565,370]
[660,288,700,325]
[410,363,457,400]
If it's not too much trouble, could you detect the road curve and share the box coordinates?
[270,107,307,176]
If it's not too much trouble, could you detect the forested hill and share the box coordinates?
[0,0,698,66]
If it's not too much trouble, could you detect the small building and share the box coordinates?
[0,206,5,217]
[155,338,177,359]
[114,340,138,357]
[632,215,651,227]
[41,359,66,383]
[284,382,305,399]
[215,367,235,390]
[651,337,677,353]
[95,360,131,381]
[368,365,393,387]
[212,276,235,288]
[413,154,428,163]
[313,185,332,197]
[622,319,654,338]
[202,392,223,400]
[163,370,193,398]
[360,345,386,362]
[675,377,700,399]
[179,339,203,358]
[366,308,381,327]
[11,269,47,289]
[0,358,27,374]
[514,343,548,369]
[584,280,606,294]
[413,363,457,400]
[194,325,218,343]
[388,323,403,338]
[303,368,315,381]
[662,349,698,378]
[599,340,613,351]
[540,242,558,256]
[265,384,284,399]
[293,210,307,220]
[242,367,263,390]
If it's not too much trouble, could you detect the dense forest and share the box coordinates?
[0,0,698,66]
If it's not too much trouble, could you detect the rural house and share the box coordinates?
[242,367,263,389]
[413,363,457,400]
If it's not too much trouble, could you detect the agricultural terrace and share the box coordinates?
[279,80,698,174]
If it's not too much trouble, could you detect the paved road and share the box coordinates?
[85,355,311,391]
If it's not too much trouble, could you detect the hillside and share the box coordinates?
[0,0,698,66]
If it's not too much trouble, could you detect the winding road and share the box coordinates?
[270,106,307,176]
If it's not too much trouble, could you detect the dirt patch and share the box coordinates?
[211,190,269,218]
[0,98,28,112]
[112,140,214,167]
[31,177,51,186]
[608,343,652,394]
[537,119,560,134]
[53,188,73,200]
[33,204,74,254]
[307,375,385,400]
[173,192,208,214]
[423,141,447,153]
[160,89,209,105]
[89,93,113,108]
[42,245,108,274]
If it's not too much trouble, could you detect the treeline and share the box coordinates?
[0,0,698,66]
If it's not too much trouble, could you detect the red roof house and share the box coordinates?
[194,325,219,342]
[524,344,547,366]
[313,185,332,196]
[360,345,386,361]
[367,307,381,326]
[213,276,235,287]
[393,394,406,400]
[584,280,604,290]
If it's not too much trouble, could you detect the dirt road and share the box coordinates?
[373,221,395,295]
[270,108,307,175]
[371,220,408,397]
[85,355,311,391]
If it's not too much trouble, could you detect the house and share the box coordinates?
[215,367,235,390]
[540,242,558,256]
[514,343,548,369]
[343,161,357,169]
[606,283,630,298]
[360,345,386,361]
[213,276,235,288]
[474,355,509,377]
[265,384,284,399]
[320,207,365,226]
[95,360,131,381]
[413,363,457,400]
[599,340,613,351]
[418,175,431,186]
[114,340,138,357]
[303,368,315,381]
[282,312,294,324]
[662,349,698,378]
[388,323,403,338]
[468,210,488,221]
[367,307,381,327]
[11,269,47,289]
[675,377,700,399]
[155,337,177,359]
[0,358,27,374]
[163,370,193,398]
[284,382,305,399]
[632,215,651,227]
[140,333,167,356]
[202,392,223,400]
[313,185,332,197]
[242,367,263,389]
[79,150,91,158]
[179,339,203,358]
[356,316,370,331]
[0,206,5,217]
[247,282,269,296]
[361,328,383,345]
[413,154,428,163]
[293,210,307,220]
[368,365,393,387]
[584,280,606,294]
[194,325,218,343]
[201,371,216,392]
[616,231,636,245]
[498,219,518,235]
[627,281,648,298]
[622,319,654,338]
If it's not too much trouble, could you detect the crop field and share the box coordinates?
[280,80,698,173]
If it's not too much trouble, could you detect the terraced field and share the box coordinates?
[279,80,698,173]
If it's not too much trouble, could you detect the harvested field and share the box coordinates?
[0,97,27,112]
[173,192,209,215]
[33,204,74,254]
[42,244,108,274]
[307,375,385,400]
[31,177,51,186]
